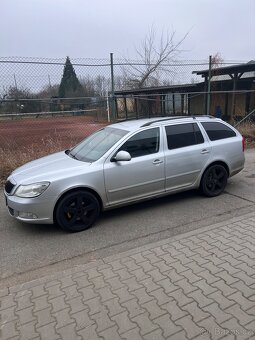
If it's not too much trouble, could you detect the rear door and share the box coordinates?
[164,122,211,191]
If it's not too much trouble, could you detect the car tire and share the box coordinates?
[55,190,100,232]
[200,164,228,197]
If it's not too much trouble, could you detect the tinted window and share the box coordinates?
[120,128,159,158]
[201,122,236,141]
[165,123,204,150]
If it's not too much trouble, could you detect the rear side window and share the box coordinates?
[201,122,236,141]
[165,123,204,150]
[119,127,159,158]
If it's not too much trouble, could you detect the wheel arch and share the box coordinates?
[53,186,103,224]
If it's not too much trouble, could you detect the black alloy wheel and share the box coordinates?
[55,190,100,232]
[200,164,228,197]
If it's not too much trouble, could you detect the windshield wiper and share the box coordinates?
[65,149,78,160]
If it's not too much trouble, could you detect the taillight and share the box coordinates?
[242,136,245,152]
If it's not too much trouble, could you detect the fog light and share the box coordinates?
[19,212,38,219]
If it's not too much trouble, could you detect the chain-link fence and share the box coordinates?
[1,56,255,184]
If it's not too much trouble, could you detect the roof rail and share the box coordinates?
[140,115,215,127]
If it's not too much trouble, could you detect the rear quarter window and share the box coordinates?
[201,122,236,141]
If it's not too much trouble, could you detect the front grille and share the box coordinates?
[5,180,15,194]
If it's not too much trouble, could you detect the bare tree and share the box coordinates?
[211,52,224,69]
[124,27,189,89]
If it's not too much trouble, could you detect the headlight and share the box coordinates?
[14,182,50,198]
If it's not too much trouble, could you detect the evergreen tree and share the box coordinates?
[59,57,84,98]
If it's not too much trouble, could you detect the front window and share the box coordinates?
[119,128,160,158]
[70,127,128,162]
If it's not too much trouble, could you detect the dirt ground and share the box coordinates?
[0,115,107,149]
[0,116,107,184]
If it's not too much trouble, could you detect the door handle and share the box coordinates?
[153,159,163,165]
[201,149,210,154]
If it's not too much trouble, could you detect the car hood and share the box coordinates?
[11,151,91,184]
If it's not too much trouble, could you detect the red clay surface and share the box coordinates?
[0,116,107,151]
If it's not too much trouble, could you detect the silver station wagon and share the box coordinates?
[5,116,245,232]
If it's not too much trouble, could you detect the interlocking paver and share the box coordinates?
[90,309,115,333]
[71,309,94,330]
[85,296,104,315]
[139,277,161,292]
[156,278,179,294]
[49,295,67,313]
[122,298,145,318]
[227,291,254,311]
[141,300,166,320]
[165,268,185,283]
[1,320,19,339]
[99,325,121,340]
[97,286,116,302]
[57,323,81,340]
[121,327,143,340]
[220,318,252,340]
[111,311,137,334]
[78,324,102,339]
[175,315,203,339]
[53,308,74,329]
[0,305,17,323]
[162,300,188,321]
[72,273,91,289]
[36,322,60,340]
[198,316,229,340]
[153,314,182,337]
[103,297,126,317]
[132,287,154,305]
[207,291,235,310]
[147,287,173,306]
[224,303,255,326]
[188,289,214,308]
[143,328,165,340]
[131,312,159,335]
[203,302,232,324]
[106,276,124,290]
[138,260,155,273]
[181,301,210,323]
[113,286,134,303]
[168,288,193,307]
[17,320,39,340]
[2,211,255,340]
[67,295,88,314]
[17,305,35,325]
[175,278,199,294]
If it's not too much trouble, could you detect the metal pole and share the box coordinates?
[207,55,212,115]
[110,53,115,121]
[106,90,110,122]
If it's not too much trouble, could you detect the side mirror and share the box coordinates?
[112,150,131,162]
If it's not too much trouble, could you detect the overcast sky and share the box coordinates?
[1,0,254,62]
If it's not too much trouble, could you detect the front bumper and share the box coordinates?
[5,193,55,224]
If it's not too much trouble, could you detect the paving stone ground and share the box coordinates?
[1,212,255,339]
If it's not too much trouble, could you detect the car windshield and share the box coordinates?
[69,127,128,162]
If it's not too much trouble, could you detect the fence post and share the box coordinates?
[110,53,116,122]
[207,55,212,115]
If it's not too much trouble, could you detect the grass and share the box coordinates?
[0,134,81,186]
[237,121,255,148]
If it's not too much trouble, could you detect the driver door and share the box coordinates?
[103,127,165,206]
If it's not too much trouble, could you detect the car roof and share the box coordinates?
[109,115,220,132]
